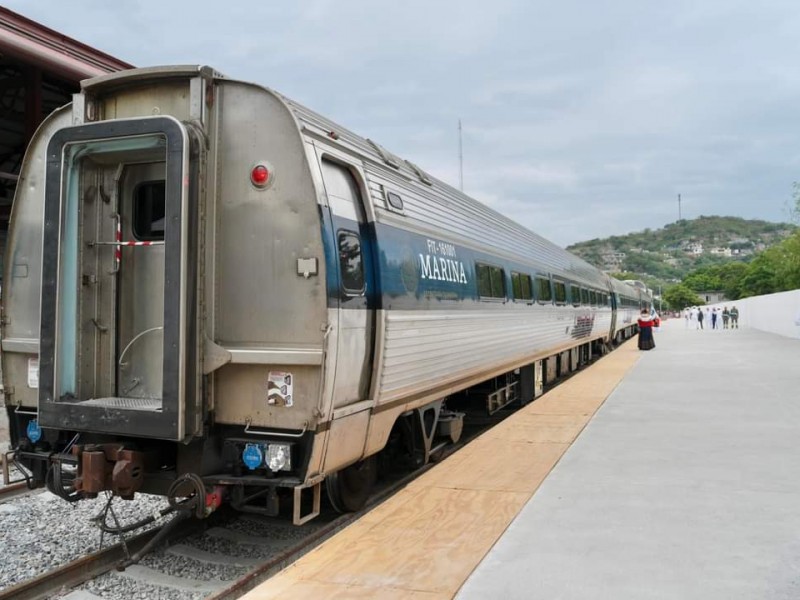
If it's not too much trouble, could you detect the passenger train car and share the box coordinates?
[1,66,650,523]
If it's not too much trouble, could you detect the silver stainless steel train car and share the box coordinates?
[1,66,650,523]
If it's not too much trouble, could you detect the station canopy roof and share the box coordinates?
[0,7,132,212]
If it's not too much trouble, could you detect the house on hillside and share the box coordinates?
[683,241,704,255]
[601,252,626,271]
[698,290,726,304]
[708,246,732,257]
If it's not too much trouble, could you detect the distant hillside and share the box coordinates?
[566,216,796,285]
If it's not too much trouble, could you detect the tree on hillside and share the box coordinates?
[739,260,777,296]
[663,284,704,310]
[737,230,800,297]
[681,262,750,299]
[715,262,750,299]
[567,215,796,285]
[682,271,719,292]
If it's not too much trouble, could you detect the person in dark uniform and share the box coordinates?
[637,308,656,350]
[730,306,739,328]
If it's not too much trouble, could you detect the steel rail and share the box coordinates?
[0,528,162,600]
[0,481,28,501]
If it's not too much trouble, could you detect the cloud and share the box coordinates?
[5,0,799,247]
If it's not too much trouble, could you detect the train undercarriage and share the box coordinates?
[4,336,619,525]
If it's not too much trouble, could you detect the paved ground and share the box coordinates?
[457,320,800,600]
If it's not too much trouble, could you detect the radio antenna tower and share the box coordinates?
[458,119,464,192]
[678,193,682,221]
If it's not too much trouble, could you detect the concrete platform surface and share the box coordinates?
[457,321,800,599]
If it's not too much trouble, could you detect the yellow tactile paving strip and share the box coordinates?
[243,342,641,600]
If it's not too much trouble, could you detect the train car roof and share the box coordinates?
[79,65,616,288]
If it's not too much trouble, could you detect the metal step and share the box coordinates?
[81,397,162,411]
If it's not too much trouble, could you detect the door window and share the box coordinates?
[338,230,365,294]
[133,181,166,240]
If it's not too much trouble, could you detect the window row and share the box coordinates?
[476,263,609,306]
[619,296,641,308]
[333,238,627,308]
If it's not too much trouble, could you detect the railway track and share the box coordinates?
[0,481,28,502]
[34,458,444,599]
[0,528,162,600]
[0,435,457,599]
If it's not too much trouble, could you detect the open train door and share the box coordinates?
[38,117,201,442]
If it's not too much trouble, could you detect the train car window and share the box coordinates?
[490,266,506,298]
[384,189,404,211]
[554,280,567,304]
[511,272,533,301]
[337,230,365,293]
[520,273,532,300]
[589,290,597,305]
[536,277,552,303]
[476,263,505,299]
[132,181,166,241]
[570,284,580,306]
[581,288,589,304]
[477,265,491,297]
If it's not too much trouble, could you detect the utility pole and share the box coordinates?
[458,119,463,192]
[678,193,682,221]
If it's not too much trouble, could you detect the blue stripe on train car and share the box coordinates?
[320,209,610,312]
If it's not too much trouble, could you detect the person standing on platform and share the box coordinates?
[684,309,690,328]
[697,307,704,330]
[711,308,718,330]
[722,306,730,329]
[637,309,656,350]
[730,306,739,328]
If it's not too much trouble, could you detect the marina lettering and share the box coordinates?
[419,238,468,284]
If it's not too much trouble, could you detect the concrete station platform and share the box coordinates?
[240,321,797,598]
[457,321,800,600]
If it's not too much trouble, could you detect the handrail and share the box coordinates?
[118,326,164,367]
[244,419,308,438]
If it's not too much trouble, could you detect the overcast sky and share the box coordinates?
[8,0,800,246]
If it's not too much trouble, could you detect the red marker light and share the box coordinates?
[251,164,270,187]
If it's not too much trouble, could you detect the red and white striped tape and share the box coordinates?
[115,218,122,269]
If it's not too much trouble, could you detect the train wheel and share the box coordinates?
[326,455,377,513]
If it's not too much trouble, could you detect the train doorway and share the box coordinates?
[38,117,198,441]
